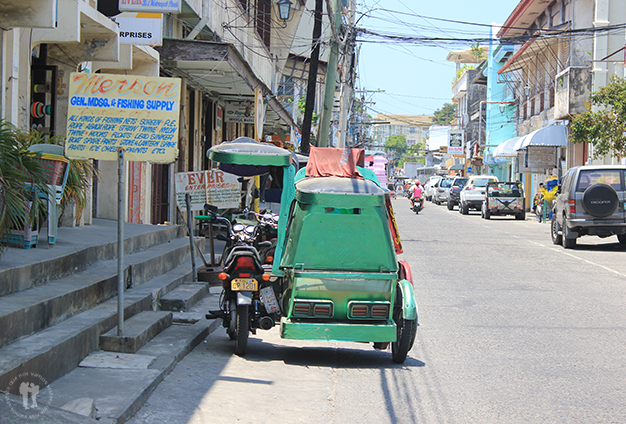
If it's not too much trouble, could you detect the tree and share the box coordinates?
[570,75,626,159]
[432,103,457,125]
[385,134,408,156]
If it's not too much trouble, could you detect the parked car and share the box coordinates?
[481,181,525,220]
[433,176,454,205]
[424,176,442,201]
[459,175,499,215]
[551,165,626,248]
[446,176,469,210]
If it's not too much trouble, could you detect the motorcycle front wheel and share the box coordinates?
[234,305,249,356]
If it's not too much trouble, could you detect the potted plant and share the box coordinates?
[0,122,49,252]
[14,128,98,227]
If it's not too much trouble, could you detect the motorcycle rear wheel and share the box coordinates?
[234,305,249,356]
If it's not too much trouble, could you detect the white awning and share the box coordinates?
[520,125,568,148]
[493,136,522,157]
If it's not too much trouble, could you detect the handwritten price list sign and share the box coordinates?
[65,72,182,163]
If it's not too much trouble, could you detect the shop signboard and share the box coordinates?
[254,89,266,141]
[65,72,181,163]
[448,130,464,155]
[111,13,163,45]
[525,146,557,169]
[224,101,254,124]
[175,170,241,210]
[118,0,182,14]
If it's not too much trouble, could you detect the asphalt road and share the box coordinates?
[129,197,626,424]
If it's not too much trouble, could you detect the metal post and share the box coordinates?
[542,199,547,224]
[185,193,198,282]
[117,149,125,336]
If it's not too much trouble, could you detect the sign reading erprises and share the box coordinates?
[112,13,162,45]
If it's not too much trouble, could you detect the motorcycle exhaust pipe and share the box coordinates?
[258,316,274,330]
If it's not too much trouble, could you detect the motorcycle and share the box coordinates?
[411,196,424,214]
[205,205,283,356]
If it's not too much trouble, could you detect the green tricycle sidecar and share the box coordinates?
[274,150,418,363]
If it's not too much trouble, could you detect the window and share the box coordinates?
[255,0,271,49]
[278,76,294,97]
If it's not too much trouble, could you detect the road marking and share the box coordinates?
[528,240,626,277]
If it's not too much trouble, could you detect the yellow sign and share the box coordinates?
[65,72,181,163]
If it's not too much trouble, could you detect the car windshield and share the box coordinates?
[472,178,494,187]
[577,170,623,192]
[440,179,453,188]
[453,178,468,187]
[488,183,522,197]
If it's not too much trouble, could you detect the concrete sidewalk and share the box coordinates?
[0,218,226,423]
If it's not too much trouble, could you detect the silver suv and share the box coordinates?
[551,165,626,248]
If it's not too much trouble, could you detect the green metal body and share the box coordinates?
[278,175,415,342]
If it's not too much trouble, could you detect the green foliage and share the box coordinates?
[298,96,318,125]
[432,103,457,125]
[570,75,626,159]
[384,134,408,155]
[0,122,49,253]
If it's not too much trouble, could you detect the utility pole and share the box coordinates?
[317,0,342,148]
[300,0,323,154]
[337,0,357,148]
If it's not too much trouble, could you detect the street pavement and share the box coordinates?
[126,197,626,423]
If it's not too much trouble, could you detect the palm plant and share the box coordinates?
[14,127,98,226]
[0,122,49,253]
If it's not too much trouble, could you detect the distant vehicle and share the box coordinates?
[446,176,469,210]
[481,181,525,220]
[459,175,499,215]
[433,176,454,205]
[424,176,442,201]
[551,165,626,248]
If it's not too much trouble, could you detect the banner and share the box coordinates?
[175,170,241,210]
[448,130,464,155]
[254,89,266,141]
[65,72,181,163]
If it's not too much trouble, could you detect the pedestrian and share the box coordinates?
[533,183,544,222]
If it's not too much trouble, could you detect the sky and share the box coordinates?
[356,0,521,117]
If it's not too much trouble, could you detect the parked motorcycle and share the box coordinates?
[205,205,282,356]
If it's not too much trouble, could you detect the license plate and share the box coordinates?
[259,286,280,313]
[231,278,258,291]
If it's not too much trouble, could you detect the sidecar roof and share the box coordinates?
[208,137,292,170]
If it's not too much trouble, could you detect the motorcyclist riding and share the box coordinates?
[410,181,424,210]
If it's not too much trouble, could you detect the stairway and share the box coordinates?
[0,219,212,405]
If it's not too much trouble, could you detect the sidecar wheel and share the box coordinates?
[234,305,249,356]
[391,292,416,364]
[392,317,415,364]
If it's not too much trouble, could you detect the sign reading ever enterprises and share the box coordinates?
[66,73,181,163]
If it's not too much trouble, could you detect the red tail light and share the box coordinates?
[235,256,255,270]
[569,199,576,214]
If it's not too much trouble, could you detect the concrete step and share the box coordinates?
[0,236,197,350]
[0,220,184,297]
[0,260,196,397]
[100,311,173,354]
[45,317,221,423]
[159,282,208,312]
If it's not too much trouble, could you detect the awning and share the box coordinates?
[493,136,522,157]
[520,125,567,148]
[449,164,464,171]
[497,35,562,75]
[155,38,297,134]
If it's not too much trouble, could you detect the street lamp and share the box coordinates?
[524,84,530,98]
[277,0,293,21]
